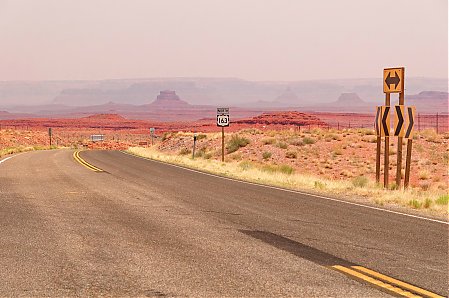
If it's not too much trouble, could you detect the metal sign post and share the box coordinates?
[48,128,53,147]
[150,128,155,145]
[217,108,230,162]
[192,133,197,159]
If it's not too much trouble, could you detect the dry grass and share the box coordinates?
[127,146,448,216]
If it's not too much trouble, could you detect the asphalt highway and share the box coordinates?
[0,149,447,297]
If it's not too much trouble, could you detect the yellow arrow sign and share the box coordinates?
[380,106,390,137]
[383,68,404,93]
[394,105,405,137]
[404,106,416,139]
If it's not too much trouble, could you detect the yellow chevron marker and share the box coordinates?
[394,105,406,137]
[73,151,103,172]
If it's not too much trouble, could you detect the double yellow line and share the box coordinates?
[73,151,103,172]
[332,265,443,298]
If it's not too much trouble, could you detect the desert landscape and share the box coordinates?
[1,110,447,216]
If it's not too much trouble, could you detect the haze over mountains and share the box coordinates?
[0,77,447,120]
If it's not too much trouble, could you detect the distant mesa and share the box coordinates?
[275,87,299,103]
[236,111,326,126]
[150,90,191,108]
[81,114,128,121]
[333,93,366,106]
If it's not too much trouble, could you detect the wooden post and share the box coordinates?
[396,91,405,188]
[221,127,225,162]
[384,94,390,188]
[376,136,381,184]
[404,139,413,188]
[436,112,439,134]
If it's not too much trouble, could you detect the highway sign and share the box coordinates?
[217,107,230,127]
[394,105,405,137]
[150,128,155,135]
[383,67,404,93]
[90,134,105,142]
[380,106,390,137]
[404,106,416,139]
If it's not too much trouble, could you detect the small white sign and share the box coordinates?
[90,134,105,142]
[217,107,230,127]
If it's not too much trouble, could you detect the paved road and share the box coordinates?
[0,150,447,297]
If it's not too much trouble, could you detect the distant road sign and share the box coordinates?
[394,105,405,137]
[217,107,230,127]
[404,106,416,139]
[383,67,404,93]
[90,134,105,142]
[150,128,155,135]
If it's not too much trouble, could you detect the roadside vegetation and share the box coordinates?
[128,127,449,218]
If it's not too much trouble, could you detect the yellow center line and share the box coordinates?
[332,265,421,297]
[73,151,103,172]
[351,266,444,298]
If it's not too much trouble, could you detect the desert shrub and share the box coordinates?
[279,164,294,175]
[314,181,326,190]
[423,198,433,209]
[276,142,288,149]
[285,150,297,159]
[227,135,250,153]
[262,151,272,160]
[436,195,449,205]
[352,176,368,188]
[302,137,316,145]
[289,139,304,146]
[261,164,294,175]
[261,137,276,145]
[408,199,422,209]
[418,170,431,180]
[179,148,191,155]
[161,132,171,142]
[197,134,207,140]
[239,161,253,171]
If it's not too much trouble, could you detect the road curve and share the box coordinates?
[0,149,447,297]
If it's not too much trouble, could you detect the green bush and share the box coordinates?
[290,139,304,146]
[261,137,276,145]
[262,151,272,160]
[279,164,294,175]
[276,142,288,149]
[436,195,449,205]
[352,176,369,188]
[227,135,250,153]
[314,181,326,190]
[408,199,422,209]
[302,137,316,145]
[197,134,207,140]
[239,161,253,170]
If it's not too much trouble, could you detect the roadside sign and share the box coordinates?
[90,134,105,142]
[150,128,155,135]
[217,107,230,127]
[48,128,52,137]
[383,67,404,93]
[394,105,405,137]
[375,106,381,136]
[380,106,390,137]
[404,106,416,139]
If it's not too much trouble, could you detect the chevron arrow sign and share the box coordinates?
[394,105,405,137]
[404,106,416,139]
[380,106,390,137]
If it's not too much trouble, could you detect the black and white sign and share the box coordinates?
[217,108,230,127]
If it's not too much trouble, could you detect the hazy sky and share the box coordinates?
[0,0,447,81]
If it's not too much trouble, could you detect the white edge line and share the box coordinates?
[0,153,23,164]
[120,151,449,225]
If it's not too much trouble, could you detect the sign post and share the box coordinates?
[217,108,230,162]
[404,106,416,188]
[378,67,405,188]
[150,128,155,145]
[192,133,197,159]
[48,128,53,147]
